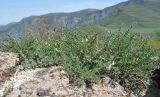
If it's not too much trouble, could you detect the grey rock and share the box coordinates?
[36,88,50,96]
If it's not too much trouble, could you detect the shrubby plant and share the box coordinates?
[58,31,110,86]
[103,27,159,96]
[0,26,159,96]
[57,27,159,96]
[0,35,60,69]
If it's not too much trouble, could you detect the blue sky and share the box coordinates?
[0,0,127,25]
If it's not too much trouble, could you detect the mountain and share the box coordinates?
[107,0,160,29]
[0,0,160,39]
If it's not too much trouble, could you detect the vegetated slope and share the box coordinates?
[0,0,160,39]
[107,0,160,30]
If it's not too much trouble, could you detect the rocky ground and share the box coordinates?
[1,66,135,97]
[0,51,19,88]
[0,51,158,97]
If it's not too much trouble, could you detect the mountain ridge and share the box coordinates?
[0,0,160,38]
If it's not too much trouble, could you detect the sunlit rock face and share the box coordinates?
[0,51,19,85]
[0,51,19,96]
[0,65,136,97]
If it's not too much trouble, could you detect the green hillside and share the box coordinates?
[106,0,160,32]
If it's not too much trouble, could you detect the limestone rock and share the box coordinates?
[0,66,135,97]
[0,51,19,87]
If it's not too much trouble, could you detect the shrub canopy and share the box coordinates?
[1,27,159,96]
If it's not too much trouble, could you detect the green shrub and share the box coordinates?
[0,35,60,69]
[104,28,159,96]
[58,31,109,86]
[57,27,159,96]
[0,27,159,96]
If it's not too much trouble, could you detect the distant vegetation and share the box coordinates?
[0,26,159,96]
